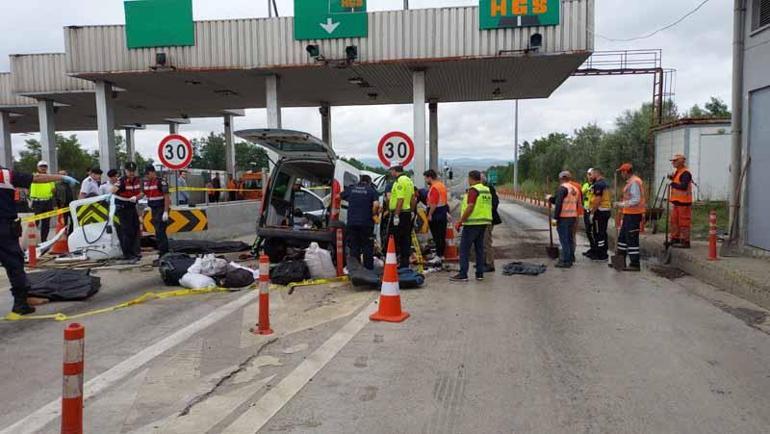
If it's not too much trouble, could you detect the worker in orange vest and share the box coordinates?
[668,154,693,249]
[567,172,584,264]
[614,163,646,272]
[548,171,580,268]
[423,169,448,262]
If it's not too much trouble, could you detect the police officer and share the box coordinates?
[113,162,144,262]
[341,174,380,270]
[30,160,57,242]
[143,165,171,258]
[388,165,415,269]
[451,170,493,281]
[1,166,77,315]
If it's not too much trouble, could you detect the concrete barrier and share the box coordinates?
[170,200,260,242]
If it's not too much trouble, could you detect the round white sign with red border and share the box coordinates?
[158,134,193,170]
[377,131,415,168]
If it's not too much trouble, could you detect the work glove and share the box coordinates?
[62,175,79,186]
[393,216,400,226]
[454,221,462,232]
[613,201,624,208]
[162,211,169,222]
[129,196,138,204]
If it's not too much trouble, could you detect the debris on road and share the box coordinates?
[501,262,548,276]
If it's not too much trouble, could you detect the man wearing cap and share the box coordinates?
[113,162,144,261]
[581,169,597,257]
[452,170,493,281]
[668,154,693,248]
[79,167,102,199]
[424,169,449,262]
[0,165,78,315]
[615,163,646,271]
[30,161,57,242]
[144,165,171,258]
[548,171,581,268]
[388,165,415,269]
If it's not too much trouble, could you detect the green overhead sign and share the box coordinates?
[124,0,195,49]
[294,0,368,41]
[479,0,560,29]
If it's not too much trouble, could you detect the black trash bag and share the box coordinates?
[347,255,381,289]
[502,262,547,276]
[271,260,311,286]
[220,268,256,289]
[27,270,100,301]
[159,253,196,286]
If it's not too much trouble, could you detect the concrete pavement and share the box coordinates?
[1,203,769,433]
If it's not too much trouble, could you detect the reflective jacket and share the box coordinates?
[461,184,493,226]
[560,182,580,218]
[622,175,646,215]
[670,167,693,205]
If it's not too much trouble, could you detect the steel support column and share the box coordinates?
[95,81,116,171]
[169,123,179,134]
[429,101,438,172]
[224,114,236,176]
[266,75,282,129]
[413,70,426,188]
[0,112,12,168]
[37,99,57,172]
[320,103,332,146]
[514,100,519,190]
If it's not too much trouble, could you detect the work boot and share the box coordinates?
[449,274,469,282]
[623,264,641,272]
[555,262,572,269]
[11,288,35,315]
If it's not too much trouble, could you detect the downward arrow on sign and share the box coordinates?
[319,17,340,34]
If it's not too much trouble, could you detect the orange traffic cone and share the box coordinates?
[370,236,409,323]
[444,225,459,263]
[50,214,70,255]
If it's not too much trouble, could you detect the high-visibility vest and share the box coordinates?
[143,178,166,206]
[560,182,580,218]
[429,181,448,207]
[461,184,493,226]
[569,180,584,216]
[670,167,693,204]
[389,174,414,212]
[30,179,55,200]
[117,176,142,199]
[623,175,646,215]
[581,182,593,209]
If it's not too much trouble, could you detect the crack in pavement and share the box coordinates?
[177,337,278,417]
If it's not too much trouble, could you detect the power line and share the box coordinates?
[594,0,713,43]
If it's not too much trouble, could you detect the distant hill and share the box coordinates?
[355,157,512,171]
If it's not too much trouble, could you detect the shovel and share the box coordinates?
[663,184,673,265]
[546,202,560,260]
[610,172,625,271]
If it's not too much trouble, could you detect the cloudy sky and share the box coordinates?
[0,0,732,163]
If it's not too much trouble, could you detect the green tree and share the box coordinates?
[191,132,268,172]
[341,157,387,174]
[704,97,731,117]
[14,134,98,179]
[565,124,604,180]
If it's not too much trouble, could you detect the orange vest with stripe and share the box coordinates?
[429,181,448,207]
[560,182,580,218]
[623,175,646,215]
[670,167,693,204]
[568,180,584,216]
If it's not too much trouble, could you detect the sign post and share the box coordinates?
[377,132,415,168]
[157,134,193,171]
[294,0,368,40]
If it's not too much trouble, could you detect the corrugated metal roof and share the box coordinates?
[0,73,36,107]
[65,2,593,74]
[10,53,94,95]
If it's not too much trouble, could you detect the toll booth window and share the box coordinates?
[244,179,262,190]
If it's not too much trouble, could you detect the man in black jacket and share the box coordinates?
[483,176,502,272]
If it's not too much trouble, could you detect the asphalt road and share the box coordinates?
[260,202,770,434]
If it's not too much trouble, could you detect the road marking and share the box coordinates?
[0,290,260,434]
[222,301,377,434]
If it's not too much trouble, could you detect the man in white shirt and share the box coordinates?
[99,169,119,196]
[79,168,102,199]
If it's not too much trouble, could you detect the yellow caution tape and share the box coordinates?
[286,276,350,293]
[19,208,69,223]
[1,286,240,322]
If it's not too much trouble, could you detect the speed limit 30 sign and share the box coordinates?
[158,134,193,170]
[377,131,415,168]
